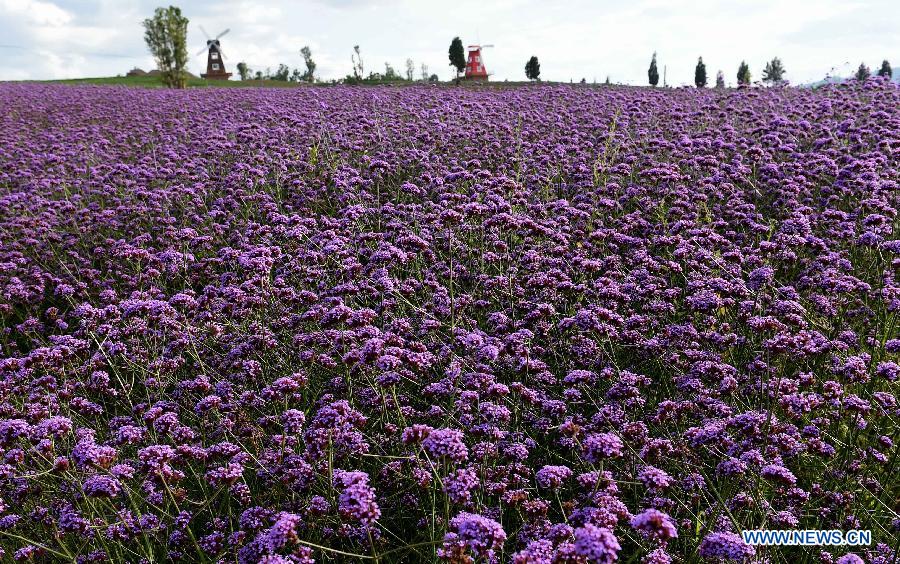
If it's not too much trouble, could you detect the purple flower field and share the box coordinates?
[0,81,898,562]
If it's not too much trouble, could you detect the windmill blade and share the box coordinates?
[199,25,211,40]
[216,28,230,40]
[481,44,494,48]
[195,45,209,57]
[219,49,228,61]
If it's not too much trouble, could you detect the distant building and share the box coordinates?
[197,30,233,80]
[465,44,493,81]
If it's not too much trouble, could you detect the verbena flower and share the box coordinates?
[1,80,897,562]
[574,523,620,563]
[440,512,506,562]
[698,532,755,561]
[630,508,678,541]
[82,475,121,498]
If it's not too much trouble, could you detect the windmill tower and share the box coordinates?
[465,44,493,80]
[197,26,232,80]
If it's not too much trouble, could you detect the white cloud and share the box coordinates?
[0,0,897,83]
[0,0,71,26]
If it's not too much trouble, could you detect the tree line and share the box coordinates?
[141,6,896,89]
[650,54,892,87]
[235,45,440,84]
[343,46,439,85]
[233,46,316,82]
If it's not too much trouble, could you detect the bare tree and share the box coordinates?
[352,45,364,80]
[300,46,316,82]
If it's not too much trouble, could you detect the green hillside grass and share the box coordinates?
[23,75,584,89]
[46,75,307,88]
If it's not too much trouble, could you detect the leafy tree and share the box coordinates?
[290,68,303,82]
[855,62,870,81]
[236,62,251,81]
[352,45,364,80]
[449,37,466,82]
[384,62,399,80]
[525,56,540,81]
[737,61,751,86]
[428,74,439,83]
[877,60,892,78]
[254,70,263,80]
[648,52,659,86]
[420,63,429,81]
[762,57,785,85]
[142,6,189,89]
[694,57,707,87]
[406,59,415,81]
[273,64,290,81]
[715,70,725,88]
[300,46,316,82]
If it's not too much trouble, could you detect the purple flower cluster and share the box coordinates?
[422,427,470,463]
[574,523,621,563]
[535,464,573,489]
[630,508,678,542]
[698,532,756,561]
[583,432,625,462]
[82,474,121,498]
[440,512,507,562]
[333,469,381,526]
[0,80,898,561]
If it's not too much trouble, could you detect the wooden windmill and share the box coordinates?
[465,44,493,80]
[197,26,232,80]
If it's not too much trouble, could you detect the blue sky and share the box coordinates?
[1,0,898,84]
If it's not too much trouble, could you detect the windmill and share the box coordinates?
[196,26,232,80]
[465,44,493,80]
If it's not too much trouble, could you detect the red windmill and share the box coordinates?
[465,44,493,80]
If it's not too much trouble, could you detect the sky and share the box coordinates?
[1,0,898,85]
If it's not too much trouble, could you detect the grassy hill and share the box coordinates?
[25,75,591,89]
[45,75,307,88]
[40,75,449,88]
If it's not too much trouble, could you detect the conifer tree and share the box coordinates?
[737,61,751,86]
[694,57,707,88]
[525,56,541,81]
[449,37,466,83]
[648,52,659,86]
